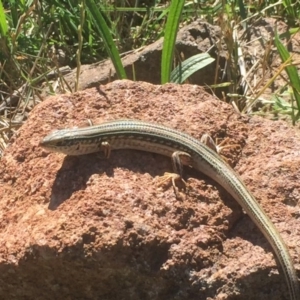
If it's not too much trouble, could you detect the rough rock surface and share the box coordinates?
[0,80,299,299]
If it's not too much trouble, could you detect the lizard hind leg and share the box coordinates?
[157,151,192,195]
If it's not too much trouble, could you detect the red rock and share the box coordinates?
[0,80,298,299]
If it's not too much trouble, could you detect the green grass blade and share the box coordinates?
[85,0,126,79]
[170,53,214,83]
[238,0,247,20]
[274,31,300,124]
[0,0,8,37]
[282,0,295,20]
[161,0,184,84]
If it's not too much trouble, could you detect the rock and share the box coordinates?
[46,20,226,94]
[0,80,299,299]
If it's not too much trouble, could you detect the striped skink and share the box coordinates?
[40,119,299,300]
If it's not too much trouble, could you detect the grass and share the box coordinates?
[0,0,300,155]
